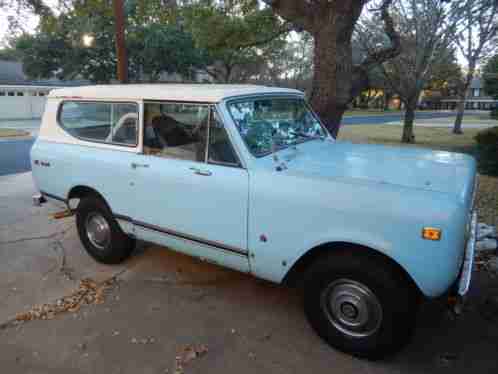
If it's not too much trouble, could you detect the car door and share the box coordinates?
[130,102,250,273]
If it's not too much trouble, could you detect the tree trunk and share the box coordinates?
[383,91,391,111]
[266,0,399,138]
[310,23,353,139]
[402,104,416,143]
[223,63,233,83]
[453,66,475,135]
[113,0,128,83]
[453,94,466,134]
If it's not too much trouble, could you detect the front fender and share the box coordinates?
[282,223,464,298]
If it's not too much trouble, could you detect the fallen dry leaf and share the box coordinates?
[14,277,117,323]
[174,344,208,373]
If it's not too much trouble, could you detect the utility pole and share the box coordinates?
[113,0,128,83]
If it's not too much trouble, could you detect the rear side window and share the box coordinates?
[59,101,138,146]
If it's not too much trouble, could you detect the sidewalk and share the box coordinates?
[386,115,497,129]
[1,173,497,373]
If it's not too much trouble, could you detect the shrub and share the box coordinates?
[475,126,498,175]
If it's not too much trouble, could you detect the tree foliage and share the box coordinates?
[257,32,313,90]
[3,0,289,84]
[181,0,290,82]
[6,0,205,83]
[128,23,203,81]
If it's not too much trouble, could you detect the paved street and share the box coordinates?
[0,138,35,176]
[0,172,497,373]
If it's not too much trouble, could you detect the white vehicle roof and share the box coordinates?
[49,84,304,103]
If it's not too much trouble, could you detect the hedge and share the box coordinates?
[475,126,498,175]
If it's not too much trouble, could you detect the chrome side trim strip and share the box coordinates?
[40,190,67,203]
[114,214,248,257]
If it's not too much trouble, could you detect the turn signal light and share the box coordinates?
[422,227,442,241]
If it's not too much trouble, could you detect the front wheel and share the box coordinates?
[303,251,418,359]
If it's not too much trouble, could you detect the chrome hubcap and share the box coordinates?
[320,279,382,338]
[85,213,111,250]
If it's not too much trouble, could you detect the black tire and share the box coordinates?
[303,250,418,360]
[76,195,135,264]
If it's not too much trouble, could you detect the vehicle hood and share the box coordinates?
[274,140,477,199]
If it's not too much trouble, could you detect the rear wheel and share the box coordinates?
[76,196,135,264]
[303,250,418,359]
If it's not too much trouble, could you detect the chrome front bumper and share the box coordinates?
[457,210,478,296]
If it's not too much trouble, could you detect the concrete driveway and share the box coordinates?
[1,172,498,373]
[0,173,128,323]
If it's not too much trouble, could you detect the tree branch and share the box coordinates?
[235,24,292,50]
[20,0,53,17]
[262,0,314,31]
[359,0,400,70]
[351,0,401,99]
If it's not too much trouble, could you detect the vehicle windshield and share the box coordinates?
[227,97,328,157]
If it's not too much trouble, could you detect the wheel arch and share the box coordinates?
[67,185,111,211]
[282,241,423,298]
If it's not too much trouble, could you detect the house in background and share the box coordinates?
[0,60,88,120]
[423,77,498,111]
[0,59,216,119]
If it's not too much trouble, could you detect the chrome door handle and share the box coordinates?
[131,162,149,169]
[189,167,212,176]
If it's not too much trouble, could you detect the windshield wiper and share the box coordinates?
[289,130,326,140]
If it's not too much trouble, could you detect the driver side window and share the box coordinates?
[208,109,240,167]
[143,102,209,162]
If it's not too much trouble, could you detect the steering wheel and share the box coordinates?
[106,113,138,143]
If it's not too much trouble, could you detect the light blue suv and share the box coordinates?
[31,84,478,359]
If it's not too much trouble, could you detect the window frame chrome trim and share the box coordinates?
[57,100,140,148]
[205,106,211,163]
[208,105,244,169]
[140,100,245,169]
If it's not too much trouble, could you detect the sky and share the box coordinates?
[0,0,59,48]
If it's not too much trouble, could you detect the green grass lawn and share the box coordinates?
[0,129,30,138]
[338,124,480,154]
